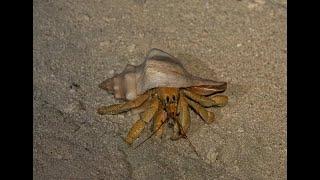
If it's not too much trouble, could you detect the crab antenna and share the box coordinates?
[133,117,169,150]
[174,116,200,158]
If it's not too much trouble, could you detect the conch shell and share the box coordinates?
[99,48,227,100]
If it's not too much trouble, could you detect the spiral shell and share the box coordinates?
[99,48,226,100]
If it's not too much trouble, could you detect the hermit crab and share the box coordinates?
[97,48,228,147]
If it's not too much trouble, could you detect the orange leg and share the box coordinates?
[125,96,159,145]
[171,93,190,140]
[183,89,228,107]
[185,98,215,124]
[97,92,150,115]
[153,108,167,138]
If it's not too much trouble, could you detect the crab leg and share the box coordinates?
[183,89,228,107]
[171,94,190,140]
[153,107,167,138]
[125,96,159,145]
[97,92,150,115]
[185,98,215,124]
[209,95,228,107]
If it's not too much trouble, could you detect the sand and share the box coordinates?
[33,0,287,179]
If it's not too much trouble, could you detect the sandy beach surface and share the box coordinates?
[33,0,287,179]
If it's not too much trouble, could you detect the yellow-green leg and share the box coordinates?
[209,95,228,107]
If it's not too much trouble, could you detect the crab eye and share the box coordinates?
[172,95,176,102]
[166,96,170,103]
